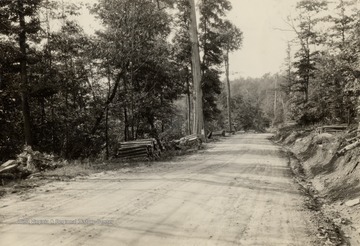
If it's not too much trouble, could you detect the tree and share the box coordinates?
[189,0,204,135]
[219,77,272,132]
[221,20,243,132]
[286,0,328,123]
[199,0,232,127]
[93,0,182,144]
[0,0,43,146]
[172,0,192,134]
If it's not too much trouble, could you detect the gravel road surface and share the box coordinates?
[0,134,320,245]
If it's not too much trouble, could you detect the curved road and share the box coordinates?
[0,134,319,245]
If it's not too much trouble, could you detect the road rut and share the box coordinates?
[0,134,319,245]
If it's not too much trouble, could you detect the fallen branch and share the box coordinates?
[345,136,359,144]
[0,163,18,174]
[337,139,360,155]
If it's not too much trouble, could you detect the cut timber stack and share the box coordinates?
[212,130,226,137]
[176,134,202,149]
[225,130,236,136]
[117,138,160,160]
[316,125,347,134]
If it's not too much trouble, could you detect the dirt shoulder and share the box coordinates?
[275,128,360,245]
[0,141,214,200]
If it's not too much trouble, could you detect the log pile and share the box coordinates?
[116,138,160,160]
[316,125,347,134]
[172,134,202,150]
[210,130,225,138]
[0,146,57,180]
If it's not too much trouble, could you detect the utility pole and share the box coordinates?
[189,0,204,136]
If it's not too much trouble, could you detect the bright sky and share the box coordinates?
[74,0,299,79]
[227,0,298,78]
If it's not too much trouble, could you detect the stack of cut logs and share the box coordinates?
[117,138,160,160]
[208,130,225,138]
[316,125,347,134]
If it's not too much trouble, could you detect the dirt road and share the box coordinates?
[0,134,321,245]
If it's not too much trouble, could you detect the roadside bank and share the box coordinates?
[275,127,360,245]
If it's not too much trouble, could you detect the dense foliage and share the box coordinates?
[2,0,359,161]
[216,75,276,132]
[0,0,241,161]
[283,0,360,125]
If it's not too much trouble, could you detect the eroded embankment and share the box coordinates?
[276,127,360,245]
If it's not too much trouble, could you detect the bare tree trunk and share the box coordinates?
[18,0,33,146]
[273,75,278,125]
[124,107,128,141]
[91,70,125,135]
[357,94,360,134]
[185,69,192,135]
[105,66,112,160]
[51,96,55,152]
[224,51,232,132]
[280,96,286,124]
[105,106,109,159]
[189,0,203,136]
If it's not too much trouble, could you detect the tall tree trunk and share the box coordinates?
[189,0,203,136]
[357,94,360,134]
[91,70,125,135]
[105,106,109,159]
[63,59,69,158]
[273,75,278,125]
[51,96,56,152]
[18,0,33,146]
[186,73,192,135]
[124,107,128,141]
[123,70,129,141]
[131,122,134,140]
[224,51,232,132]
[280,97,286,124]
[105,66,112,160]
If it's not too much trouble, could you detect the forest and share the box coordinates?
[0,0,360,161]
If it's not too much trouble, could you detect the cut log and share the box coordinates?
[316,125,348,134]
[177,134,202,149]
[212,130,225,137]
[117,138,159,159]
[337,140,360,155]
[345,136,359,144]
[1,160,16,167]
[345,198,360,207]
[0,163,19,174]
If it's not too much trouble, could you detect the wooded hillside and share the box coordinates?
[1,0,360,161]
[0,0,242,160]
